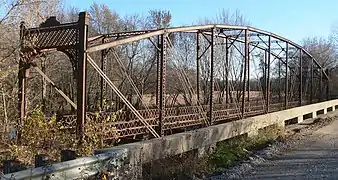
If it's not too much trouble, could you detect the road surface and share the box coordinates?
[209,111,338,180]
[234,115,338,179]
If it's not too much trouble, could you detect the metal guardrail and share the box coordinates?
[0,149,128,180]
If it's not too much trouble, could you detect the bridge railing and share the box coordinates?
[56,99,316,140]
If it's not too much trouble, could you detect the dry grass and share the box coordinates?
[134,91,263,106]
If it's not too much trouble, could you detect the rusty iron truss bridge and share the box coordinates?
[17,12,329,142]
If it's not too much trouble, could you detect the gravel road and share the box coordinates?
[209,111,338,180]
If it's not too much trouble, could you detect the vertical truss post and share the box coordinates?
[266,36,271,113]
[264,51,267,100]
[196,32,200,104]
[310,59,314,103]
[158,34,167,136]
[100,38,108,110]
[242,29,248,117]
[18,21,27,139]
[247,35,250,103]
[225,37,229,105]
[209,28,215,125]
[320,68,323,102]
[156,36,161,107]
[284,43,288,109]
[278,57,281,102]
[77,12,89,141]
[326,69,329,101]
[299,50,303,106]
[41,57,46,112]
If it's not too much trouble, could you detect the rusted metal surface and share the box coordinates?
[56,100,308,141]
[76,12,89,140]
[18,11,329,144]
[242,29,248,117]
[209,28,215,125]
[87,25,328,79]
[311,59,314,103]
[247,30,250,103]
[100,38,108,110]
[225,38,229,105]
[158,34,167,136]
[156,35,161,107]
[196,32,200,103]
[320,67,323,101]
[18,22,27,138]
[299,50,303,106]
[267,36,271,112]
[285,42,289,109]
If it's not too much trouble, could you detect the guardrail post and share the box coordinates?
[35,154,51,167]
[61,150,76,162]
[3,160,26,174]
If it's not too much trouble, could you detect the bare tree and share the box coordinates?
[0,0,64,142]
[195,9,250,104]
[147,9,171,29]
[302,37,337,69]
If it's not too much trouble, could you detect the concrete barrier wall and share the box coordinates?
[95,99,338,178]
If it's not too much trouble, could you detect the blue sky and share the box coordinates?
[66,0,337,44]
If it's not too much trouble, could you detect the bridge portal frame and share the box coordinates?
[18,12,89,141]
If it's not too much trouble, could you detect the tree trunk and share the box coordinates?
[2,88,8,134]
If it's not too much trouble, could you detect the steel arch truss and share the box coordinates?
[18,12,330,142]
